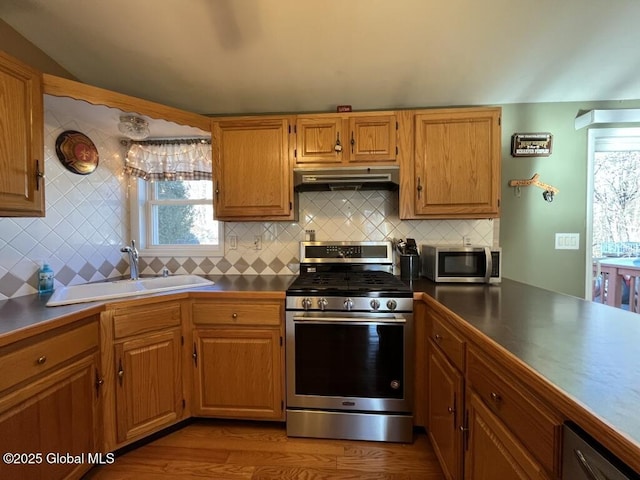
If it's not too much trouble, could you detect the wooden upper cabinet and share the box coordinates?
[348,114,397,163]
[408,107,501,219]
[295,112,397,166]
[0,51,44,217]
[295,116,344,164]
[213,117,294,221]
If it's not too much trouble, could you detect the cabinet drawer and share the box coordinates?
[113,302,181,339]
[192,299,282,326]
[467,347,562,475]
[430,310,465,371]
[0,321,98,393]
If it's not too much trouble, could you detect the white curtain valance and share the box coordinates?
[124,140,212,181]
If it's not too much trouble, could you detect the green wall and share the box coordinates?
[500,99,640,297]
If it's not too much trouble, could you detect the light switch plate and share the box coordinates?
[555,233,579,250]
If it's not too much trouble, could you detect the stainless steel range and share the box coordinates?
[285,241,414,443]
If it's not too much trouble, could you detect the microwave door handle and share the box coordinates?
[484,246,492,283]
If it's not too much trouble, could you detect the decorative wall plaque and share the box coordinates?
[55,130,99,174]
[511,133,553,157]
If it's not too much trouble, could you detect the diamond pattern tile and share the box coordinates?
[0,110,497,300]
[0,273,24,297]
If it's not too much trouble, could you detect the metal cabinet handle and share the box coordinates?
[350,132,355,154]
[417,177,423,199]
[574,448,607,480]
[36,355,47,365]
[192,343,198,367]
[35,160,44,191]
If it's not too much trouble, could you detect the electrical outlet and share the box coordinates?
[254,235,262,250]
[228,235,237,250]
[463,236,472,246]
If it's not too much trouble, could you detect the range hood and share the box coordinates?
[294,166,399,192]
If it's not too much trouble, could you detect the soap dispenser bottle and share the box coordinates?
[38,263,54,294]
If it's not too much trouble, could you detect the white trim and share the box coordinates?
[585,127,640,299]
[575,109,640,130]
[129,178,224,258]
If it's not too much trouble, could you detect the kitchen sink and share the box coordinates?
[46,275,214,307]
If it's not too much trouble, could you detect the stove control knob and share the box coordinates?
[301,298,313,310]
[386,299,398,311]
[344,298,354,311]
[318,298,328,310]
[370,299,380,311]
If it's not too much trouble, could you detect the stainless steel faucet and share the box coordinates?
[120,240,139,280]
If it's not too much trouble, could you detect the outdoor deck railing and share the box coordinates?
[594,258,640,314]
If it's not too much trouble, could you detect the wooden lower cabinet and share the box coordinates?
[428,340,464,480]
[114,328,183,444]
[191,297,285,420]
[192,328,283,419]
[0,353,100,480]
[465,392,549,480]
[101,299,187,451]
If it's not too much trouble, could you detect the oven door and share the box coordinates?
[286,311,413,413]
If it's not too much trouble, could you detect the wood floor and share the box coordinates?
[84,420,445,480]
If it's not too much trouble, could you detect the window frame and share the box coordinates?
[130,178,224,257]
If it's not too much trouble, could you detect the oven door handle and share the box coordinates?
[292,315,406,324]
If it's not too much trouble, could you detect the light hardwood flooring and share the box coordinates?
[84,420,445,480]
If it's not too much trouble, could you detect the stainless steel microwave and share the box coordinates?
[420,245,501,284]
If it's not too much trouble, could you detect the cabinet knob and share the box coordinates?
[232,313,238,319]
[117,359,124,386]
[447,406,455,414]
[434,333,443,342]
[490,392,502,403]
[36,355,47,365]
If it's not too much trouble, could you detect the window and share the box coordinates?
[131,178,224,256]
[124,138,222,257]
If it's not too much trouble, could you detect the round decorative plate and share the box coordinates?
[55,130,99,175]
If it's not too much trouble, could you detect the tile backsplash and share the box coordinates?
[0,109,498,301]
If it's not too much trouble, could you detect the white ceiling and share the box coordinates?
[2,0,640,116]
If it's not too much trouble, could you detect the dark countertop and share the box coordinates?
[0,275,296,345]
[2,274,639,469]
[410,277,640,471]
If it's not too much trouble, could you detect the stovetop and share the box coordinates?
[286,270,412,297]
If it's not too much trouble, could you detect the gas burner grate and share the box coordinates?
[287,271,411,296]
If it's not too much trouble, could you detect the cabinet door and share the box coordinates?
[0,354,100,480]
[0,51,44,217]
[295,116,344,164]
[213,117,293,220]
[428,342,464,480]
[193,328,284,420]
[114,329,183,444]
[348,114,397,163]
[464,392,547,480]
[414,108,500,218]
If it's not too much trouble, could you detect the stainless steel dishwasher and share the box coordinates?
[563,423,640,479]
